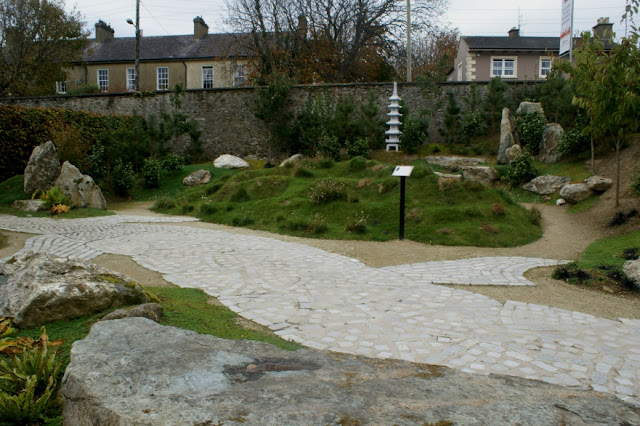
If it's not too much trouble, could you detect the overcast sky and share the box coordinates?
[65,0,630,39]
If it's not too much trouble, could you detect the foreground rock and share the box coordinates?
[101,303,163,322]
[62,318,640,425]
[55,161,107,209]
[424,156,485,169]
[23,141,61,194]
[280,153,303,167]
[9,199,44,212]
[585,175,613,193]
[214,154,249,169]
[497,108,518,164]
[559,183,591,204]
[0,252,153,328]
[623,259,640,290]
[460,166,499,185]
[539,123,565,164]
[182,169,211,186]
[522,175,570,195]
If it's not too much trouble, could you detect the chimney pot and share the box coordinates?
[508,27,519,38]
[95,20,114,43]
[194,16,209,39]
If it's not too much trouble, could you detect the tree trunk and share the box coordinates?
[615,135,621,208]
[590,135,595,174]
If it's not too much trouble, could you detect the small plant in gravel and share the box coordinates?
[40,186,71,214]
[308,179,346,205]
[345,210,368,234]
[552,262,592,284]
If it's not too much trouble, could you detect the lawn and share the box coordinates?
[577,229,640,270]
[152,157,543,247]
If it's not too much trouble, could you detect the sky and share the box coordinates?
[65,0,631,39]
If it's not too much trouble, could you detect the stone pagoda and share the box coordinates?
[385,82,402,151]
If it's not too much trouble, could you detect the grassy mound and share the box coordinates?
[153,158,542,247]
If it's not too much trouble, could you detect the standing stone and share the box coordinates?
[585,175,613,193]
[280,154,304,167]
[539,124,565,164]
[559,183,591,204]
[23,141,61,194]
[213,154,249,169]
[55,161,107,209]
[498,108,518,164]
[505,144,523,164]
[516,102,545,117]
[183,169,211,186]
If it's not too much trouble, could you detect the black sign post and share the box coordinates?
[392,166,414,241]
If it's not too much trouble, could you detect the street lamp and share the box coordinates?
[127,0,140,91]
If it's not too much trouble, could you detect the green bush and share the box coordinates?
[517,111,546,154]
[458,111,485,144]
[153,197,176,210]
[559,127,590,156]
[162,153,184,173]
[400,112,429,154]
[349,156,367,172]
[318,134,341,160]
[308,179,346,205]
[40,186,71,210]
[141,157,163,188]
[502,152,538,187]
[112,160,137,196]
[483,77,509,131]
[345,138,370,159]
[345,211,368,234]
[200,202,217,215]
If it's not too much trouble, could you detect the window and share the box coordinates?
[491,57,516,78]
[233,65,246,87]
[539,57,552,78]
[157,67,169,90]
[126,68,136,91]
[55,81,67,94]
[202,66,213,88]
[97,69,109,91]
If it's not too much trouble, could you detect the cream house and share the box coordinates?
[448,18,613,82]
[60,17,251,93]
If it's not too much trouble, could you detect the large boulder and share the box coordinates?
[505,144,523,164]
[424,156,485,170]
[55,162,106,209]
[539,124,565,164]
[23,141,61,194]
[497,108,518,164]
[10,199,45,212]
[623,259,640,291]
[214,154,249,169]
[0,252,154,328]
[61,318,640,425]
[516,102,545,117]
[280,154,304,167]
[182,169,211,186]
[559,183,591,204]
[460,166,499,185]
[522,175,571,195]
[585,175,613,193]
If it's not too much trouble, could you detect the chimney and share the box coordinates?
[194,16,209,39]
[508,27,519,38]
[297,14,308,40]
[592,17,613,42]
[95,20,114,43]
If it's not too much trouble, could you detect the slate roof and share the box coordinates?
[81,33,253,63]
[462,36,560,52]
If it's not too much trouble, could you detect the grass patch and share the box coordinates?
[577,229,640,270]
[532,157,592,182]
[153,158,542,247]
[567,194,600,214]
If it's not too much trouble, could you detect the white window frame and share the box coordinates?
[157,67,169,90]
[97,69,109,91]
[202,65,213,89]
[539,57,552,78]
[233,65,246,87]
[126,68,136,91]
[55,81,67,94]
[490,57,517,79]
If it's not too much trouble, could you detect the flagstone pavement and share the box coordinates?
[1,214,638,407]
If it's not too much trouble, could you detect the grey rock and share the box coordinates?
[101,303,163,322]
[460,166,499,185]
[623,259,640,290]
[505,144,523,164]
[280,154,304,167]
[0,252,153,328]
[214,154,249,169]
[585,175,613,193]
[23,141,61,194]
[516,102,545,117]
[424,156,485,169]
[522,175,571,195]
[434,172,463,191]
[10,199,44,212]
[498,108,518,164]
[54,161,106,209]
[559,183,591,204]
[539,123,565,164]
[556,198,567,206]
[182,169,211,186]
[62,318,640,426]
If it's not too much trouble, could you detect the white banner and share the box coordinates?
[560,0,573,57]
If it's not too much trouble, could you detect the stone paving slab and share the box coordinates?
[0,214,638,406]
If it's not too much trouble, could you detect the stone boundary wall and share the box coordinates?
[0,82,534,160]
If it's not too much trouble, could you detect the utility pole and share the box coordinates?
[127,0,141,91]
[406,0,412,82]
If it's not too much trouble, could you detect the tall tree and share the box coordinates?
[0,0,87,96]
[226,0,448,83]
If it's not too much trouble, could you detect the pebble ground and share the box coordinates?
[1,214,638,406]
